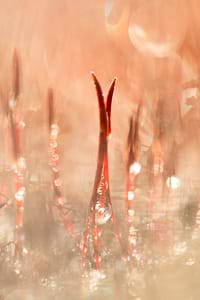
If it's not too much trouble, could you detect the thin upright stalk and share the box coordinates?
[47,88,78,242]
[81,73,126,270]
[8,50,26,258]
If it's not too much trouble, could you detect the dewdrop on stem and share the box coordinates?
[128,191,135,201]
[166,175,181,189]
[129,162,141,175]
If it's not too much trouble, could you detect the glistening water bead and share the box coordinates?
[166,176,181,190]
[95,207,112,226]
[129,162,141,175]
[15,187,26,202]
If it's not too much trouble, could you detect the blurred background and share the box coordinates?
[0,0,200,299]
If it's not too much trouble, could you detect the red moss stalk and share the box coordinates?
[81,73,126,270]
[47,88,78,242]
[125,103,141,264]
[8,50,26,258]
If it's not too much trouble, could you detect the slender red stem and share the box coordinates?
[12,48,20,103]
[125,103,143,265]
[47,88,79,243]
[8,50,26,259]
[81,73,126,270]
[106,78,117,137]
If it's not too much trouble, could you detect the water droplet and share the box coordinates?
[50,140,57,148]
[129,236,137,245]
[130,162,141,175]
[166,176,181,189]
[54,178,62,187]
[128,209,135,217]
[19,121,26,128]
[9,97,16,109]
[51,124,59,137]
[57,197,64,205]
[17,157,26,171]
[15,187,25,201]
[22,247,28,255]
[95,206,112,225]
[128,191,135,201]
